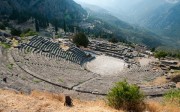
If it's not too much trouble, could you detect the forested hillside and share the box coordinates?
[0,0,87,28]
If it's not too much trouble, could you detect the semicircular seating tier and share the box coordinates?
[19,36,95,65]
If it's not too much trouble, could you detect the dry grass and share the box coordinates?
[146,70,180,87]
[146,101,180,112]
[174,70,180,74]
[148,76,168,86]
[0,89,120,112]
[30,90,64,102]
[171,74,180,83]
[0,89,179,112]
[177,82,180,88]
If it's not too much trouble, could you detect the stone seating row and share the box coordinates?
[19,36,93,65]
[12,48,82,70]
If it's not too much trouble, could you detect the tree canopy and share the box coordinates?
[154,51,168,59]
[109,37,119,43]
[73,33,89,47]
[11,28,22,36]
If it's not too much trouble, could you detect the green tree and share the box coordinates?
[155,51,168,59]
[177,53,180,59]
[151,47,156,52]
[109,37,119,43]
[63,19,67,33]
[20,29,38,37]
[73,33,89,47]
[0,23,5,30]
[11,28,21,36]
[107,80,145,111]
[52,19,58,33]
[35,19,39,32]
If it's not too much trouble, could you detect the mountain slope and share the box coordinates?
[82,4,162,48]
[143,2,180,39]
[0,0,87,25]
[123,0,180,48]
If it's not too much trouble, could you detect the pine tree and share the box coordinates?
[73,33,89,47]
[54,20,58,33]
[35,19,39,32]
[63,19,66,33]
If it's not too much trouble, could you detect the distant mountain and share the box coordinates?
[124,0,180,48]
[73,0,180,48]
[141,2,180,39]
[81,4,162,48]
[82,4,135,30]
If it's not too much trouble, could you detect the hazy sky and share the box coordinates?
[74,0,179,14]
[74,0,179,4]
[74,0,141,8]
[74,0,143,12]
[74,0,179,23]
[74,0,141,6]
[74,0,179,9]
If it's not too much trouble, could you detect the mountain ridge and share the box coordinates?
[81,4,162,48]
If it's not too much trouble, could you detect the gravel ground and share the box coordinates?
[86,55,127,76]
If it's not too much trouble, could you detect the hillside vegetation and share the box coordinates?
[82,4,162,48]
[0,0,163,48]
[0,0,87,28]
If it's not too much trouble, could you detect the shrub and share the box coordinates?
[171,74,180,83]
[0,23,6,30]
[20,29,38,37]
[151,47,156,52]
[109,37,119,43]
[7,63,13,70]
[164,89,180,106]
[73,32,89,47]
[107,80,145,112]
[11,28,22,36]
[154,51,168,59]
[0,42,11,49]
